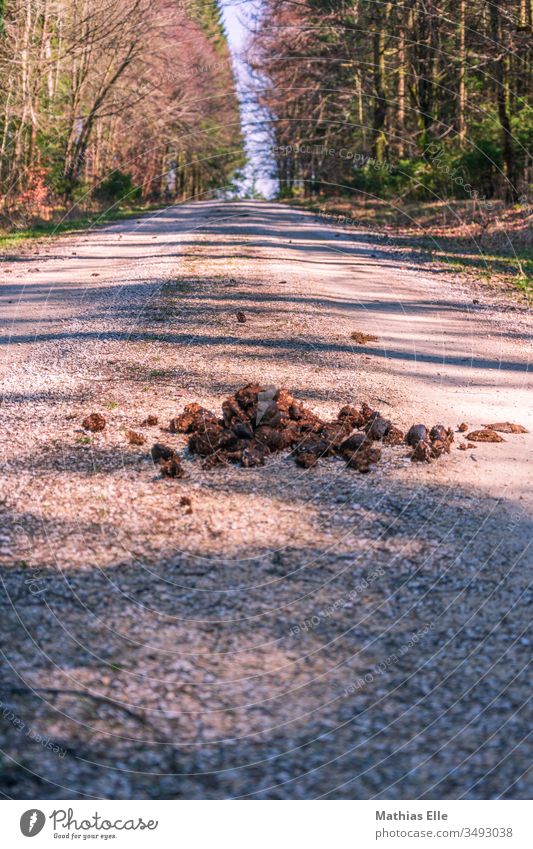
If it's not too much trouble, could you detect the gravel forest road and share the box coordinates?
[0,200,532,800]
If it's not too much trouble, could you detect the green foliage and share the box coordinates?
[347,137,507,201]
[453,140,503,198]
[191,0,226,47]
[93,171,142,204]
[255,0,532,204]
[511,106,533,189]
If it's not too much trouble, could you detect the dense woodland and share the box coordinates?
[0,0,243,218]
[251,0,533,203]
[1,0,531,218]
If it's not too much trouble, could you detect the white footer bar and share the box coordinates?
[4,799,533,848]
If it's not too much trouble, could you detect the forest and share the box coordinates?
[251,0,532,204]
[0,0,243,221]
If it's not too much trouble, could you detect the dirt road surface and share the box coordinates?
[0,201,531,799]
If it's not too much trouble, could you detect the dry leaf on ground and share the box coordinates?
[467,429,505,443]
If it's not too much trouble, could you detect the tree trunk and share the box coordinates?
[489,0,518,201]
[371,12,387,162]
[397,20,406,158]
[458,0,466,146]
